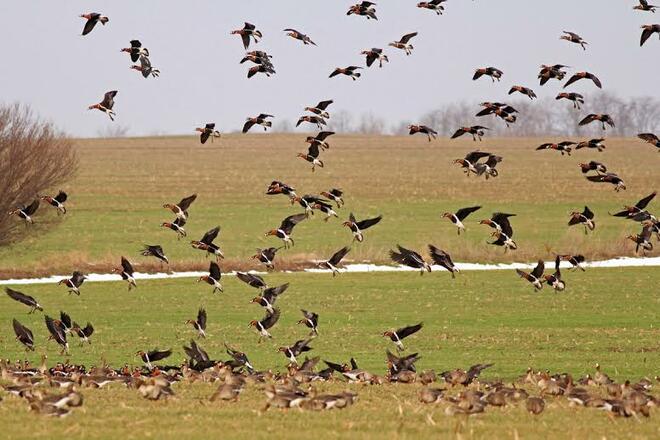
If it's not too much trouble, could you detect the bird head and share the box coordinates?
[265,229,277,237]
[7,209,18,216]
[250,296,263,305]
[453,159,464,165]
[296,318,305,325]
[296,153,307,159]
[87,104,99,111]
[383,330,394,338]
[248,320,258,328]
[441,212,452,219]
[341,220,352,228]
[184,319,194,325]
[291,196,301,205]
[197,276,207,283]
[162,203,173,209]
[160,222,171,229]
[479,219,492,227]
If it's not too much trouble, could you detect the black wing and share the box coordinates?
[263,283,289,299]
[455,206,481,221]
[197,308,207,330]
[396,323,423,339]
[60,311,72,329]
[236,272,267,289]
[636,192,657,210]
[209,262,221,280]
[530,260,545,279]
[201,226,220,245]
[399,32,418,44]
[464,151,491,163]
[148,349,173,362]
[178,194,197,211]
[24,199,40,216]
[328,246,350,266]
[260,308,280,330]
[121,256,134,275]
[54,191,68,203]
[279,213,307,233]
[583,206,595,220]
[5,288,39,308]
[82,18,98,36]
[356,215,382,230]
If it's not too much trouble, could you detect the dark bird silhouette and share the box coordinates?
[251,247,282,270]
[196,123,221,144]
[383,323,423,351]
[389,245,431,274]
[249,308,280,339]
[516,260,545,291]
[80,12,108,36]
[58,271,86,295]
[579,114,614,130]
[564,72,602,89]
[9,199,40,224]
[163,194,197,221]
[5,288,43,313]
[113,257,136,290]
[442,206,481,235]
[131,55,160,78]
[428,245,459,278]
[40,191,68,215]
[137,349,172,369]
[236,272,268,290]
[318,246,351,276]
[265,213,307,248]
[191,226,224,261]
[569,206,596,234]
[640,24,660,46]
[389,32,418,55]
[45,315,69,354]
[198,262,223,293]
[186,307,207,338]
[343,213,382,242]
[13,319,35,351]
[586,173,626,192]
[88,90,117,121]
[231,22,262,49]
[544,256,566,291]
[243,114,273,133]
[298,310,319,336]
[251,283,289,314]
[121,40,148,62]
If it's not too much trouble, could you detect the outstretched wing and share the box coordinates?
[178,194,197,211]
[396,323,423,339]
[201,226,220,245]
[209,262,221,280]
[356,215,382,230]
[455,206,481,221]
[328,246,350,266]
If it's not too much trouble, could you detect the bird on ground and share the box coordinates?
[343,213,382,242]
[442,206,481,235]
[451,126,489,141]
[243,114,273,133]
[576,138,606,152]
[586,172,626,192]
[536,141,575,156]
[480,213,517,251]
[186,308,207,338]
[559,254,586,271]
[408,124,437,141]
[579,114,615,130]
[251,247,282,270]
[161,217,187,239]
[568,206,596,233]
[88,91,117,121]
[296,115,326,129]
[383,323,423,351]
[198,262,223,293]
[265,213,307,248]
[58,272,86,295]
[389,245,431,274]
[137,349,172,369]
[191,226,224,260]
[283,28,316,45]
[556,92,585,109]
[163,194,196,221]
[627,226,654,255]
[231,22,262,49]
[236,272,268,290]
[361,48,389,68]
[389,32,418,55]
[329,66,362,80]
[251,283,289,314]
[5,287,42,314]
[417,0,446,14]
[640,24,660,46]
[474,154,503,179]
[113,257,137,290]
[131,55,160,78]
[638,133,660,151]
[45,315,69,354]
[320,188,344,207]
[579,161,607,174]
[80,13,108,36]
[8,199,40,225]
[564,72,602,89]
[40,191,68,215]
[71,322,94,345]
[278,339,313,365]
[249,309,280,339]
[305,101,334,119]
[515,260,545,291]
[526,397,546,415]
[473,67,503,82]
[538,64,568,85]
[509,85,537,100]
[12,319,34,351]
[347,2,378,20]
[195,123,221,144]
[560,31,588,49]
[453,151,491,176]
[141,245,169,265]
[317,246,350,276]
[544,256,566,291]
[121,40,148,62]
[428,246,459,278]
[298,310,319,336]
[297,143,324,172]
[634,0,658,12]
[610,192,656,221]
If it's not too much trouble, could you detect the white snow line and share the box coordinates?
[0,256,658,286]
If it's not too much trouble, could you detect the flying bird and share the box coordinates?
[298,310,319,336]
[634,1,658,13]
[568,206,596,234]
[5,288,43,313]
[627,225,654,255]
[473,67,503,82]
[579,161,607,174]
[161,217,187,239]
[113,257,137,290]
[442,206,481,235]
[304,100,334,119]
[389,32,418,55]
[278,339,313,365]
[343,213,382,242]
[544,256,566,291]
[586,172,626,192]
[408,124,437,141]
[251,247,282,270]
[13,319,35,351]
[283,28,316,45]
[362,48,389,68]
[536,141,575,156]
[383,323,423,351]
[163,194,197,221]
[243,114,273,133]
[251,283,289,314]
[453,151,491,175]
[515,260,545,291]
[236,272,268,290]
[417,0,446,15]
[195,123,221,144]
[317,246,351,276]
[88,91,117,121]
[72,322,94,345]
[579,114,614,130]
[186,307,207,338]
[131,55,160,78]
[320,188,344,207]
[451,126,489,141]
[559,254,586,271]
[58,271,86,295]
[45,315,69,354]
[564,72,602,89]
[191,226,224,261]
[141,245,169,265]
[297,143,324,172]
[296,115,327,129]
[80,12,109,36]
[638,133,660,150]
[428,245,459,278]
[265,213,307,248]
[640,24,660,46]
[8,199,40,224]
[137,349,172,369]
[198,262,223,293]
[610,192,656,220]
[40,191,68,215]
[576,138,606,152]
[249,308,280,339]
[347,2,378,20]
[231,22,263,49]
[121,40,148,62]
[329,66,362,80]
[509,85,537,100]
[538,64,568,85]
[389,245,431,274]
[560,31,588,50]
[480,213,517,251]
[556,92,585,109]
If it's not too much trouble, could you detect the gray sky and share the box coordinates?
[0,1,657,137]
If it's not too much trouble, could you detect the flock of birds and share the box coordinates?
[2,1,660,421]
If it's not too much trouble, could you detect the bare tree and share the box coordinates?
[327,110,355,133]
[356,112,386,135]
[97,124,130,138]
[0,104,77,244]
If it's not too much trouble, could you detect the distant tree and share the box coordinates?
[97,124,130,138]
[273,118,293,133]
[0,104,77,244]
[357,112,386,135]
[327,110,355,133]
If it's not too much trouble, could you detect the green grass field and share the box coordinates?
[1,135,659,439]
[1,268,659,439]
[0,135,657,277]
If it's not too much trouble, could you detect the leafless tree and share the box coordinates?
[327,110,355,133]
[97,124,130,138]
[0,104,77,244]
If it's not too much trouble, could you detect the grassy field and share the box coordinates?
[0,135,658,277]
[1,268,659,439]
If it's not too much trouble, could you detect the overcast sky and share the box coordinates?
[0,1,657,137]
